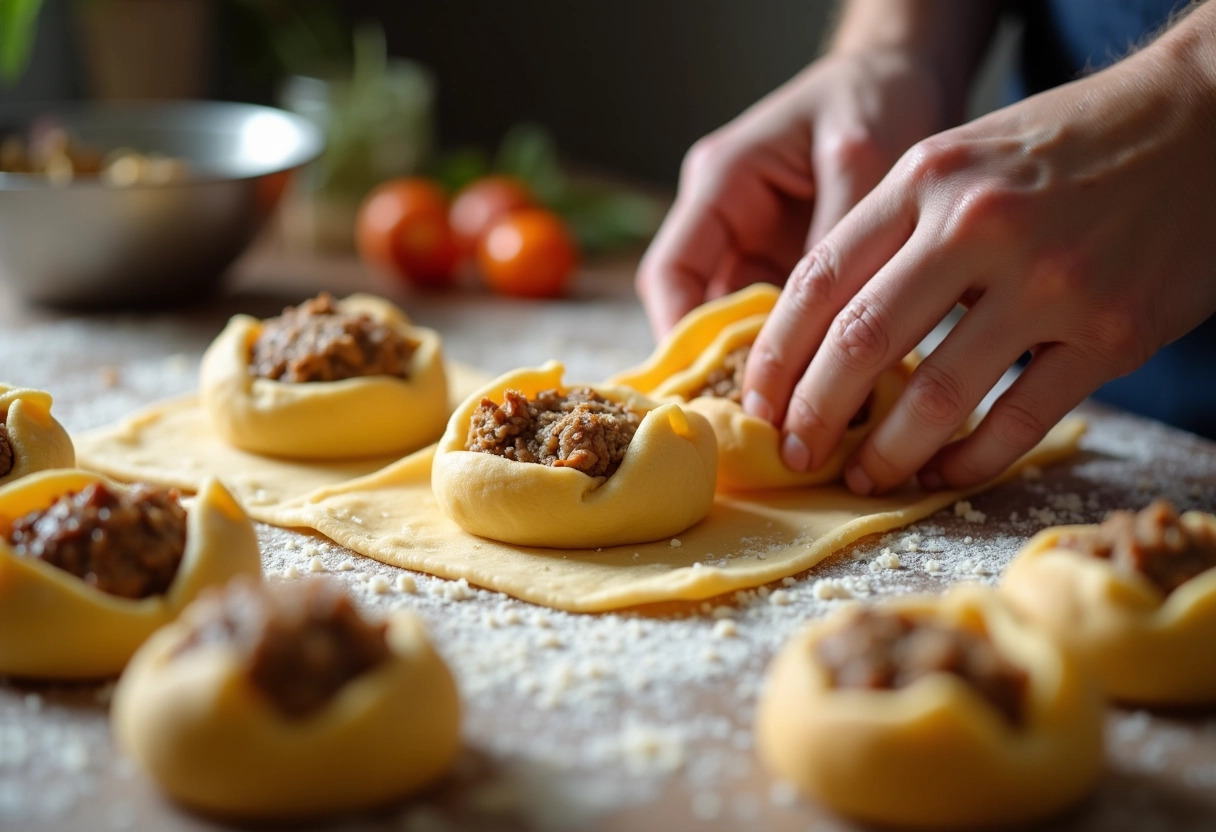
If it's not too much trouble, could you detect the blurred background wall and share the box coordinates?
[1,0,1018,186]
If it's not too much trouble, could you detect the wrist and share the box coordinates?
[1137,2,1216,141]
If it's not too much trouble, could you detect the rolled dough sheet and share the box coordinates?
[265,418,1086,612]
[74,361,491,512]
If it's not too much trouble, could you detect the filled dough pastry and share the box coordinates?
[113,578,461,820]
[756,587,1103,829]
[432,361,718,548]
[0,469,260,678]
[609,284,913,490]
[0,384,75,486]
[200,293,448,459]
[1000,500,1216,706]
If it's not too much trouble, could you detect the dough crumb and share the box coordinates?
[925,559,944,574]
[433,578,474,602]
[873,551,901,570]
[396,574,416,593]
[962,536,974,545]
[713,619,738,639]
[538,632,562,649]
[282,564,299,579]
[768,589,792,606]
[369,575,390,595]
[669,538,682,548]
[308,556,325,573]
[781,576,797,588]
[953,500,988,524]
[812,578,853,600]
[336,560,354,572]
[711,606,735,620]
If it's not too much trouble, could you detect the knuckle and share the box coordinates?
[681,133,733,182]
[860,438,904,482]
[828,299,889,371]
[905,366,970,430]
[785,389,830,435]
[1090,305,1150,375]
[949,183,1028,243]
[987,399,1049,453]
[898,135,970,190]
[817,129,884,176]
[785,243,841,313]
[745,339,786,384]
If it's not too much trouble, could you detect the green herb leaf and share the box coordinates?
[0,0,44,85]
[493,123,565,203]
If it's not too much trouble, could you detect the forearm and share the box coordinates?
[1136,0,1216,136]
[829,0,1002,123]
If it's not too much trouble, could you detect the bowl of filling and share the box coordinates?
[0,101,323,307]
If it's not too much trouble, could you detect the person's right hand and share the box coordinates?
[635,48,951,341]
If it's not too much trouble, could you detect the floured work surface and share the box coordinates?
[77,368,1085,610]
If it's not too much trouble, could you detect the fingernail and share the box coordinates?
[919,469,945,491]
[781,433,811,472]
[742,390,773,422]
[845,465,874,496]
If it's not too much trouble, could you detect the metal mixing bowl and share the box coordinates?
[0,101,323,307]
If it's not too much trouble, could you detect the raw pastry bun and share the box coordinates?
[1000,512,1216,706]
[200,294,449,459]
[0,384,75,486]
[609,284,914,490]
[0,470,261,678]
[755,587,1104,829]
[112,606,461,820]
[432,361,718,548]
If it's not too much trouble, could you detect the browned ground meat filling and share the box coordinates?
[250,293,418,383]
[5,482,187,599]
[815,607,1028,726]
[174,578,390,719]
[1059,499,1216,595]
[466,388,643,478]
[691,344,871,426]
[0,425,12,478]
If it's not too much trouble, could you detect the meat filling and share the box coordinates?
[691,344,871,426]
[0,425,12,478]
[5,481,187,599]
[174,578,390,719]
[250,293,419,383]
[466,388,642,478]
[815,607,1027,726]
[1059,499,1216,595]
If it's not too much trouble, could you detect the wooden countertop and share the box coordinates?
[2,244,1215,832]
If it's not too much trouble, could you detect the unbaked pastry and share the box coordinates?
[1000,501,1216,706]
[0,470,261,678]
[432,361,718,548]
[0,384,75,486]
[609,284,914,490]
[756,587,1104,829]
[200,293,448,459]
[112,579,460,820]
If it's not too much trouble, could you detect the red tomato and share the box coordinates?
[477,208,578,299]
[356,178,459,288]
[449,176,534,257]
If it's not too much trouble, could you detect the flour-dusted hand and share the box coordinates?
[743,3,1216,494]
[635,1,1001,341]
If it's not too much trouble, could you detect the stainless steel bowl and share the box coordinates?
[0,101,323,307]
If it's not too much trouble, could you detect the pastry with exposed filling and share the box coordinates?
[1000,500,1216,705]
[200,293,448,459]
[0,384,75,487]
[112,578,460,819]
[432,361,717,548]
[756,587,1104,829]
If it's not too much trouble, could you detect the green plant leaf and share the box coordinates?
[493,123,565,203]
[0,0,44,85]
[427,147,491,194]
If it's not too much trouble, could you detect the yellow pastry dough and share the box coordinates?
[112,602,460,820]
[609,285,913,490]
[0,384,75,486]
[432,362,718,548]
[756,587,1104,829]
[1000,512,1216,706]
[200,293,449,459]
[0,470,261,678]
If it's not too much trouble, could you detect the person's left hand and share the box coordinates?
[741,21,1216,495]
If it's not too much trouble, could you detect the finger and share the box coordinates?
[840,293,1031,495]
[636,139,813,340]
[776,226,966,474]
[741,181,917,428]
[805,138,887,249]
[918,343,1108,490]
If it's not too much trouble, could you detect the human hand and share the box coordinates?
[743,19,1216,495]
[635,48,950,341]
